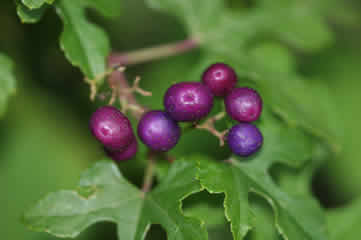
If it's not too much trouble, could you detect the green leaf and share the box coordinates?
[55,0,111,79]
[0,54,16,117]
[327,198,361,240]
[184,202,226,228]
[86,0,121,18]
[146,0,332,53]
[21,0,54,9]
[247,195,282,240]
[16,1,47,24]
[242,56,337,147]
[196,109,327,240]
[23,159,208,240]
[17,0,121,79]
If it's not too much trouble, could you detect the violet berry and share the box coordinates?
[105,140,138,162]
[164,82,214,122]
[138,110,180,151]
[227,123,263,156]
[90,106,134,151]
[202,63,237,97]
[225,87,263,122]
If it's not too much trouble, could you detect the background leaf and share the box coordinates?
[54,0,111,80]
[327,197,361,240]
[21,0,54,9]
[196,107,326,240]
[16,1,48,24]
[24,158,208,240]
[0,54,16,117]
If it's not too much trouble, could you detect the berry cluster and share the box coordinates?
[89,63,264,162]
[203,63,263,157]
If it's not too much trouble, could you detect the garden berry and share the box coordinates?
[105,139,138,162]
[90,106,134,151]
[164,82,214,122]
[138,110,181,151]
[225,87,263,122]
[227,123,263,156]
[202,63,237,97]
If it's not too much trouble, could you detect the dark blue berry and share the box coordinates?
[137,110,180,151]
[105,140,138,162]
[227,123,263,156]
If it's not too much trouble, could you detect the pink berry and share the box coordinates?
[90,106,134,151]
[105,140,138,162]
[225,87,263,122]
[164,82,214,122]
[202,63,237,97]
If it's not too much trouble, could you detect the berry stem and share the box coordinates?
[195,112,228,146]
[110,38,199,67]
[142,151,156,195]
[107,58,149,120]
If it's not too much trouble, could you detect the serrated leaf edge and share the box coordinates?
[195,160,252,240]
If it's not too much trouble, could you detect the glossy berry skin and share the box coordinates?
[105,140,138,162]
[202,63,237,97]
[164,82,214,122]
[138,111,181,151]
[225,87,263,122]
[227,123,263,157]
[90,106,134,151]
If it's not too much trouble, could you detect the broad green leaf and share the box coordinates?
[55,0,111,79]
[242,56,337,148]
[21,0,54,9]
[249,42,296,74]
[265,2,332,51]
[146,0,332,53]
[17,0,120,80]
[327,197,361,240]
[86,0,121,18]
[16,1,47,24]
[184,203,226,228]
[247,195,282,240]
[0,54,16,117]
[196,109,327,240]
[0,86,100,240]
[23,159,207,240]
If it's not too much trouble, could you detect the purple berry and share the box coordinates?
[105,140,138,162]
[90,106,134,151]
[137,110,181,151]
[225,87,263,122]
[227,123,263,156]
[164,82,214,122]
[202,63,237,97]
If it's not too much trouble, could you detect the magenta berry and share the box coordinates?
[225,87,263,122]
[105,140,138,162]
[90,106,134,151]
[138,110,181,151]
[228,123,263,156]
[202,63,237,97]
[164,82,214,122]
